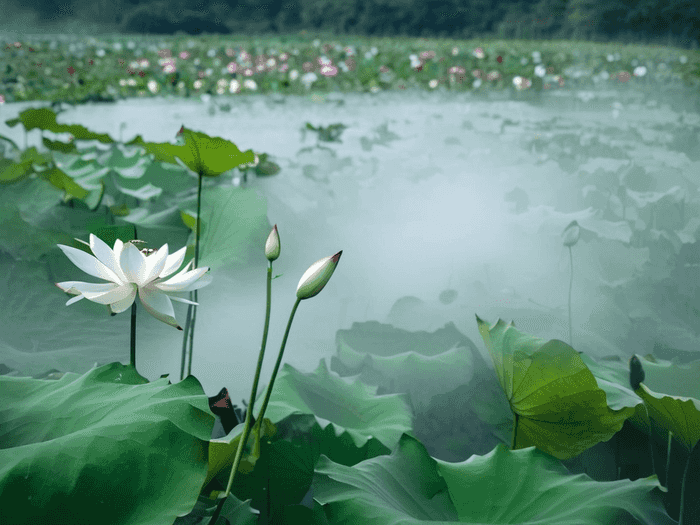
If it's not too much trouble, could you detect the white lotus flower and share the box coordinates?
[55,234,212,330]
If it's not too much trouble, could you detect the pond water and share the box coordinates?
[1,82,698,402]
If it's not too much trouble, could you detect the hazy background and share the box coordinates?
[3,79,698,403]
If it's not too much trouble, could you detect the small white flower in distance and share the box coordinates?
[55,234,212,330]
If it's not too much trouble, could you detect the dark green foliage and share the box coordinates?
[1,0,697,49]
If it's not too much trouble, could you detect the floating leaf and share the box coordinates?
[476,315,636,459]
[0,363,213,525]
[139,126,255,178]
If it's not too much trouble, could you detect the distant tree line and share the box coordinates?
[15,0,700,48]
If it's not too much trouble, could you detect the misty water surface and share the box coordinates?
[1,82,698,403]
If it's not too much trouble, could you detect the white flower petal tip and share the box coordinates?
[296,250,342,300]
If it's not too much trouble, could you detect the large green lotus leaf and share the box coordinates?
[139,160,195,195]
[629,355,700,400]
[434,441,675,525]
[144,162,197,195]
[582,354,700,435]
[0,177,75,260]
[0,156,32,183]
[0,146,49,184]
[209,427,320,522]
[335,321,485,360]
[314,433,673,525]
[577,353,652,433]
[135,126,255,178]
[19,145,49,166]
[681,439,700,523]
[177,493,259,525]
[573,353,642,410]
[113,180,163,201]
[5,107,61,132]
[332,322,490,413]
[270,412,395,474]
[476,315,636,460]
[182,185,270,271]
[204,417,277,489]
[632,382,700,455]
[4,107,114,143]
[42,136,79,153]
[0,363,214,525]
[107,152,151,180]
[263,358,413,452]
[98,143,150,172]
[54,152,112,182]
[312,432,459,524]
[43,165,90,199]
[350,345,476,412]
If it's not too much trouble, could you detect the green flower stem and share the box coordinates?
[130,301,137,369]
[251,297,301,439]
[131,224,138,370]
[208,263,277,525]
[180,171,204,380]
[186,288,198,377]
[567,245,574,348]
[180,307,191,380]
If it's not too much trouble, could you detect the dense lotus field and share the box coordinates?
[1,32,699,106]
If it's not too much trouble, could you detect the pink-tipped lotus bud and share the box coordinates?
[296,251,342,300]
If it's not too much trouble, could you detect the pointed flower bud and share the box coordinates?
[265,225,280,261]
[562,220,580,247]
[296,251,342,300]
[629,355,645,390]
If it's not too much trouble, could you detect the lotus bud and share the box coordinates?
[562,220,580,247]
[265,225,280,261]
[629,355,645,390]
[296,251,342,300]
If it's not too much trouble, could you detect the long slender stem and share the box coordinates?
[679,441,691,525]
[568,246,574,348]
[180,172,204,380]
[180,304,191,380]
[666,430,673,488]
[251,298,301,439]
[131,225,138,370]
[187,288,198,376]
[130,300,137,369]
[208,264,278,525]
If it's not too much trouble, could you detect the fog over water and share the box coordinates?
[3,83,698,403]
